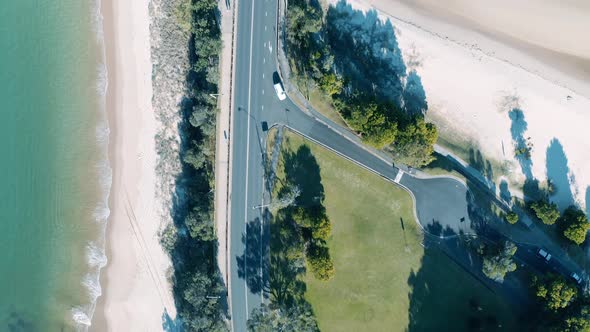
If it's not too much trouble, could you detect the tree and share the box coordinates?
[391,117,438,167]
[292,205,331,242]
[292,207,314,228]
[270,185,301,210]
[247,303,319,332]
[286,0,322,50]
[184,206,215,241]
[346,100,398,149]
[179,270,228,332]
[561,206,590,245]
[184,146,208,170]
[318,73,343,96]
[174,0,195,34]
[505,212,519,224]
[306,244,335,281]
[311,213,331,241]
[531,200,560,225]
[533,274,578,311]
[481,241,517,283]
[561,305,590,332]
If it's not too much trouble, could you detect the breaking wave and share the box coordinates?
[70,0,112,330]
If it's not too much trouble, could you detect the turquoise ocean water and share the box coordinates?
[0,0,110,330]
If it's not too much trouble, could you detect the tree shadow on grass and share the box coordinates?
[326,0,408,108]
[282,144,324,207]
[268,143,325,314]
[407,229,524,331]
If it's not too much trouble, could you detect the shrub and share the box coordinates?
[531,200,560,225]
[505,212,519,224]
[560,206,590,245]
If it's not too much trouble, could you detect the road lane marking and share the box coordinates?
[394,170,404,183]
[263,57,265,64]
[262,89,264,95]
[242,0,256,321]
[268,42,272,54]
[262,73,265,79]
[265,25,267,31]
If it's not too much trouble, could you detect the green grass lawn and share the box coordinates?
[273,130,520,331]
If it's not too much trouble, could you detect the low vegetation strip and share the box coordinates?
[261,130,519,331]
[158,0,228,331]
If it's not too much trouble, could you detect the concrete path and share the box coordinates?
[215,0,235,292]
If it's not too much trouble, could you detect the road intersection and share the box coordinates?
[227,1,473,331]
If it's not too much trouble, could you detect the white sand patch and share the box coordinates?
[92,0,176,330]
[333,0,590,211]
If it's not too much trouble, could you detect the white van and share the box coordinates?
[274,82,286,101]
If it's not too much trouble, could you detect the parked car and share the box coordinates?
[571,273,582,284]
[274,82,286,101]
[538,248,552,262]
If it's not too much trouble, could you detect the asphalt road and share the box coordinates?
[228,1,473,331]
[229,0,280,330]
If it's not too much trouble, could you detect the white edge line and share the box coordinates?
[243,0,256,321]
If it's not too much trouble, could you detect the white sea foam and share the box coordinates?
[90,0,105,43]
[96,62,108,97]
[87,243,107,268]
[83,274,103,301]
[70,0,113,330]
[71,307,92,327]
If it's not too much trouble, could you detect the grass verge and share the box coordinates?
[271,130,520,331]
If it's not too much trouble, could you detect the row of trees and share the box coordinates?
[163,1,228,331]
[529,274,590,331]
[285,0,438,167]
[530,200,590,245]
[281,145,336,281]
[248,145,333,330]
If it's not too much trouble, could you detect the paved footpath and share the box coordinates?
[215,0,236,291]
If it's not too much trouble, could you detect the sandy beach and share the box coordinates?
[92,0,176,330]
[341,0,590,213]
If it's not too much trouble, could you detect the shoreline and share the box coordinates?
[91,0,115,328]
[92,0,176,330]
[345,0,590,211]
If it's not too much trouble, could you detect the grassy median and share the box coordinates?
[271,130,519,331]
